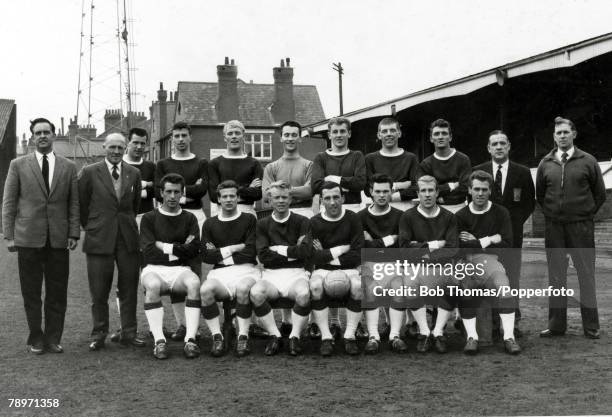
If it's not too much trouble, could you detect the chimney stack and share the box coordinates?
[271,58,295,123]
[60,117,65,136]
[104,109,123,133]
[216,57,239,122]
[157,82,167,102]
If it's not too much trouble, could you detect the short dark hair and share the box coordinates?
[160,173,185,190]
[469,170,493,188]
[377,117,400,131]
[429,118,452,136]
[321,181,343,196]
[370,173,393,190]
[280,120,302,135]
[327,117,351,132]
[30,118,55,134]
[216,180,239,197]
[129,127,149,141]
[172,121,191,133]
[554,116,576,132]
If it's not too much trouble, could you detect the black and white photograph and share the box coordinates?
[1,1,611,416]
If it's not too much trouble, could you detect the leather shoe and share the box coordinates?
[320,338,334,357]
[539,328,565,338]
[264,335,281,356]
[433,335,448,354]
[120,336,146,348]
[88,340,105,351]
[109,328,122,343]
[28,342,45,355]
[288,337,302,356]
[45,343,64,353]
[504,338,521,355]
[344,338,360,355]
[236,335,251,357]
[416,334,432,353]
[463,337,478,355]
[170,325,186,342]
[584,329,600,339]
[210,333,225,357]
[308,323,321,339]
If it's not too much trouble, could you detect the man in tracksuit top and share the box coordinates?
[536,116,606,340]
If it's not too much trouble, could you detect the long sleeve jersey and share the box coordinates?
[208,155,263,205]
[256,212,312,269]
[310,209,364,270]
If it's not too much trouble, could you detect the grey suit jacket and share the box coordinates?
[78,160,141,254]
[2,153,80,248]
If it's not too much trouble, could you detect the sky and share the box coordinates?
[2,0,612,138]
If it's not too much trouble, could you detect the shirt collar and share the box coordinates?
[326,149,350,156]
[158,207,182,216]
[123,155,143,165]
[469,201,492,214]
[223,153,247,159]
[433,148,456,161]
[171,153,196,161]
[272,212,291,223]
[105,158,121,172]
[379,148,404,157]
[492,159,509,171]
[367,204,391,216]
[35,150,55,162]
[556,146,575,161]
[218,210,242,222]
[321,207,346,222]
[417,205,440,218]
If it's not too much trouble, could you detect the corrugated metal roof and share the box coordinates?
[309,31,612,132]
[0,99,16,144]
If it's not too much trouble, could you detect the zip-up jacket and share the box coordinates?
[536,147,606,222]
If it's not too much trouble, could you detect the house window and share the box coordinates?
[244,130,273,160]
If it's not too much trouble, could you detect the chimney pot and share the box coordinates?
[230,58,235,65]
[159,82,163,89]
[286,57,291,67]
[224,56,229,65]
[280,59,285,67]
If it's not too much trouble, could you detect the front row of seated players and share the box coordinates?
[140,173,520,358]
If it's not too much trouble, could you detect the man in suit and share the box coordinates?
[2,118,80,354]
[537,117,606,339]
[474,130,535,334]
[78,132,145,350]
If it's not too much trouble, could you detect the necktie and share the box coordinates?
[495,164,502,197]
[42,154,50,193]
[112,164,119,181]
[561,152,568,164]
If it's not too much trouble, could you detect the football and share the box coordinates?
[323,270,351,299]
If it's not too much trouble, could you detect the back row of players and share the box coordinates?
[131,116,534,359]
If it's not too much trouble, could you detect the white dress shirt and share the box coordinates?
[35,151,55,190]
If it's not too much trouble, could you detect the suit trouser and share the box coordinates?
[87,236,140,341]
[545,218,598,332]
[17,245,69,345]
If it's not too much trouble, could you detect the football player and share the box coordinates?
[399,175,459,353]
[309,181,364,356]
[140,173,201,359]
[199,180,259,357]
[359,174,405,354]
[251,181,312,356]
[455,170,521,355]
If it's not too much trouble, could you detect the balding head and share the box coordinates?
[104,133,127,164]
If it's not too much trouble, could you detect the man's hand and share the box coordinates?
[392,181,411,191]
[195,178,203,185]
[460,231,476,242]
[363,231,373,241]
[297,235,306,245]
[5,239,16,253]
[68,238,78,250]
[205,242,216,250]
[249,178,262,188]
[324,175,341,184]
[229,243,246,253]
[336,244,351,255]
[185,235,195,244]
[490,234,502,244]
[155,241,164,250]
[448,182,459,191]
[313,239,323,251]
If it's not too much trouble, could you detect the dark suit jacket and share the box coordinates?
[78,160,141,254]
[473,160,535,246]
[2,153,80,248]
